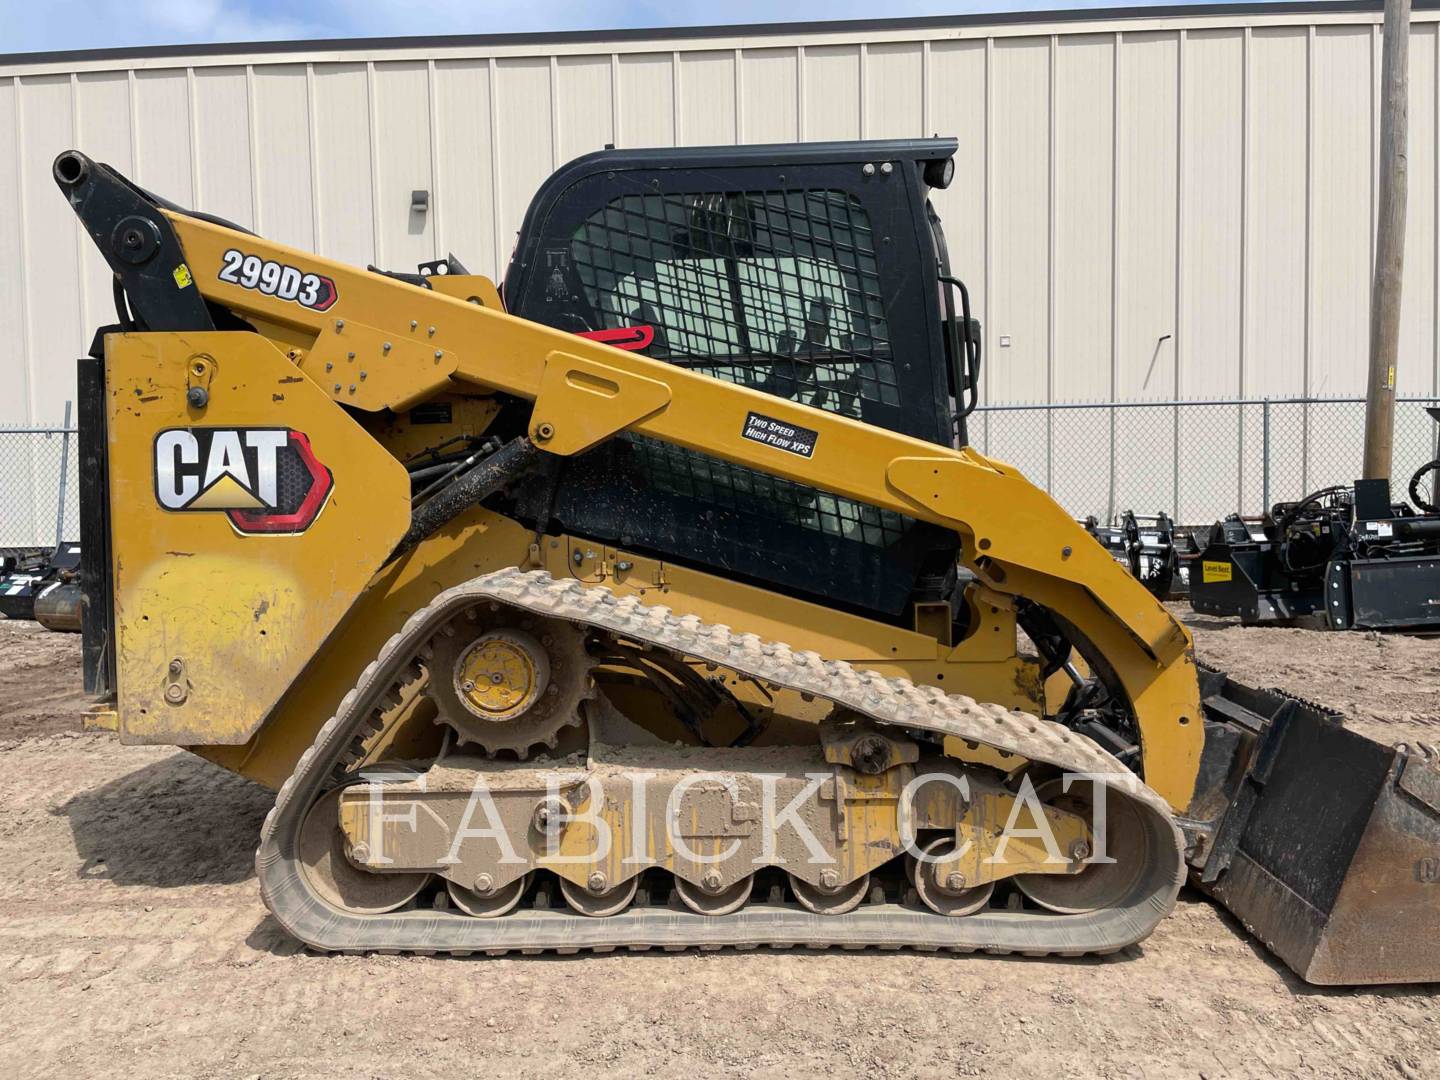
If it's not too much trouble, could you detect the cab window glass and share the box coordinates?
[571,190,899,417]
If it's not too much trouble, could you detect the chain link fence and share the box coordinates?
[0,405,78,554]
[0,398,1437,545]
[971,396,1440,527]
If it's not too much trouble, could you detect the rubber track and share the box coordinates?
[256,569,1185,956]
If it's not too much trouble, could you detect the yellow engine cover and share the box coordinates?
[105,331,411,745]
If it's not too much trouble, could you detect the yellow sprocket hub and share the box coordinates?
[423,609,593,758]
[455,630,549,720]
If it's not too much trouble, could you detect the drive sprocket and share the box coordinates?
[422,605,594,757]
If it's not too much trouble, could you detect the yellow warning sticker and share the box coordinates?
[1202,560,1232,583]
[173,263,194,289]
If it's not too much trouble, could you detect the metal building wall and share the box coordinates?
[1,6,1437,495]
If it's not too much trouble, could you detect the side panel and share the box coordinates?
[1345,555,1440,630]
[313,63,376,269]
[373,62,435,270]
[251,66,315,249]
[105,331,410,745]
[804,46,861,142]
[617,54,675,147]
[987,38,1050,412]
[200,514,1045,790]
[740,50,798,143]
[677,52,737,146]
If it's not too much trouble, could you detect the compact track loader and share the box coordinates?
[54,140,1440,983]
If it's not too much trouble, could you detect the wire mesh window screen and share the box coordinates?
[570,187,913,549]
[571,189,897,417]
[629,437,908,545]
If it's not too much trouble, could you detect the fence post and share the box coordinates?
[1107,404,1117,521]
[54,401,72,550]
[1261,398,1271,514]
[1172,402,1181,523]
[1045,407,1054,496]
[1237,402,1246,514]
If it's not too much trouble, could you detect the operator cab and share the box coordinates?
[502,139,980,625]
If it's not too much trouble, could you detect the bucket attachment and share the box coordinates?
[1187,669,1440,984]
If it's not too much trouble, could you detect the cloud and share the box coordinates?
[128,0,316,39]
[3,0,330,53]
[1,0,1243,56]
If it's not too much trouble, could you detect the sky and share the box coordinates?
[1,0,1262,56]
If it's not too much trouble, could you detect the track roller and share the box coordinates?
[448,873,532,918]
[790,872,870,915]
[675,874,754,916]
[559,874,640,918]
[911,837,994,917]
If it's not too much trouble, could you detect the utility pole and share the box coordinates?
[1364,0,1411,479]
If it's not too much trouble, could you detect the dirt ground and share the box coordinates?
[1171,605,1440,746]
[1,615,1438,1079]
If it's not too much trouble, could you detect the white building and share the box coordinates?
[1,2,1438,534]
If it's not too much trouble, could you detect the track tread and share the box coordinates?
[256,569,1185,957]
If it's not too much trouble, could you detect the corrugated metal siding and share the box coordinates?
[0,8,1436,430]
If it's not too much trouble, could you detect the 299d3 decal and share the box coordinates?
[153,427,333,535]
[218,249,337,311]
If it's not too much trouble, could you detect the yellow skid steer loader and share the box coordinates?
[52,139,1440,982]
